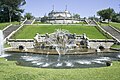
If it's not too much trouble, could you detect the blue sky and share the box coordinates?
[21,0,120,18]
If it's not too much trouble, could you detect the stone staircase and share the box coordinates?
[24,20,33,24]
[102,26,120,43]
[3,25,20,39]
[3,19,27,40]
[85,19,97,26]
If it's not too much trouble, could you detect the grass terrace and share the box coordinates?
[111,44,120,49]
[98,22,109,26]
[75,21,87,24]
[11,25,107,39]
[0,22,10,30]
[33,21,87,25]
[33,21,47,24]
[110,22,120,30]
[0,58,120,80]
[98,22,120,30]
[0,22,20,30]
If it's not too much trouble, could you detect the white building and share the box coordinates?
[46,10,80,24]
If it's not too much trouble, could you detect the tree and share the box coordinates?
[97,8,115,23]
[88,16,100,22]
[112,13,120,22]
[24,13,34,20]
[41,15,48,23]
[0,0,26,22]
[73,14,80,20]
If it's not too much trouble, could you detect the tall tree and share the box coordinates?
[97,8,115,23]
[112,13,120,22]
[0,0,26,22]
[24,13,34,20]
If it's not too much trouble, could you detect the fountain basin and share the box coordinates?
[4,52,120,69]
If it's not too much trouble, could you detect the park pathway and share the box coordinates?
[102,26,120,43]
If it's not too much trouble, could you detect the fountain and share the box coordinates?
[44,29,76,55]
[4,29,120,68]
[0,30,10,58]
[44,29,77,66]
[5,52,120,68]
[0,30,4,56]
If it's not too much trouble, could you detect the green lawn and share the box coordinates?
[12,25,107,39]
[98,22,120,30]
[111,44,120,49]
[110,22,120,30]
[0,23,10,30]
[0,58,120,80]
[98,22,109,26]
[33,21,87,24]
[34,21,46,24]
[0,22,20,30]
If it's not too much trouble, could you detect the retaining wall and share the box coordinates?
[8,39,114,50]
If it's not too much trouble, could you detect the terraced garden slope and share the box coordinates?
[0,22,20,30]
[110,22,120,30]
[11,25,107,39]
[0,23,10,30]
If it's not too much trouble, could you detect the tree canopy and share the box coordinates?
[0,0,26,22]
[112,13,120,22]
[97,8,115,21]
[73,14,80,20]
[24,13,34,20]
[97,8,120,23]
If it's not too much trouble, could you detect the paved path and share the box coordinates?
[102,26,120,43]
[3,25,20,39]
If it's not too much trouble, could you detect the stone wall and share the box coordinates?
[8,39,114,50]
[8,39,34,49]
[46,20,80,24]
[9,42,34,49]
[89,42,114,49]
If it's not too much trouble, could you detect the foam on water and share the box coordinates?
[94,57,110,61]
[56,63,63,67]
[31,61,39,64]
[21,56,42,61]
[92,60,105,64]
[42,63,50,67]
[76,60,91,64]
[0,54,11,58]
[36,62,44,65]
[118,55,120,58]
[65,61,74,67]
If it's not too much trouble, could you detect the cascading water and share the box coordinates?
[0,30,4,56]
[45,29,76,55]
[0,30,10,57]
[45,29,76,66]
